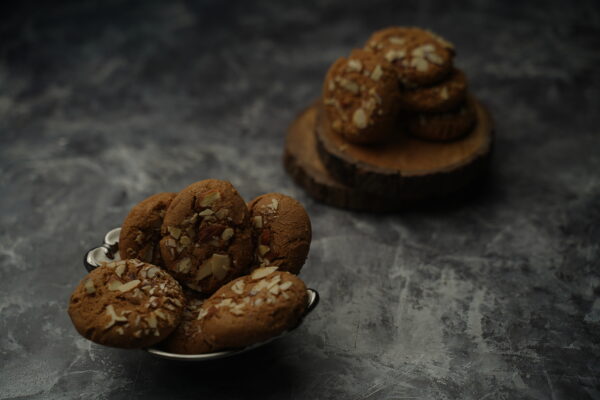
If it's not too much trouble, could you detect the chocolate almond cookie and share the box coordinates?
[119,192,176,265]
[159,179,254,295]
[161,293,215,355]
[406,96,476,141]
[248,193,311,274]
[68,259,185,348]
[365,27,455,88]
[323,49,399,144]
[164,267,308,354]
[398,68,467,113]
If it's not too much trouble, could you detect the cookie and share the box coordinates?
[323,49,399,144]
[119,192,177,265]
[365,26,455,88]
[248,193,311,274]
[68,259,185,348]
[159,179,254,295]
[165,267,308,354]
[406,96,476,141]
[398,68,467,113]
[161,292,215,354]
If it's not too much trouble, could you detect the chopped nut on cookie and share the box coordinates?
[119,192,177,266]
[162,269,308,354]
[247,193,311,274]
[67,259,185,349]
[159,179,253,295]
[365,27,455,88]
[323,49,399,144]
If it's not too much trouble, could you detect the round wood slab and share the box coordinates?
[315,95,494,198]
[283,98,493,212]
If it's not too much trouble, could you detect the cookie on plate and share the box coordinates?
[365,26,455,88]
[398,68,467,113]
[119,192,177,265]
[323,49,399,144]
[165,267,308,354]
[159,179,254,295]
[406,96,476,141]
[248,193,311,274]
[161,292,215,355]
[68,259,185,348]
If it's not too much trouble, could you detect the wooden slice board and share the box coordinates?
[283,98,493,212]
[315,94,494,198]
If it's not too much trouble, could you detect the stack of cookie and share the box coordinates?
[324,26,474,144]
[284,26,493,211]
[365,27,474,142]
[68,179,313,354]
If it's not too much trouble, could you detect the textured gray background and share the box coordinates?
[1,1,599,399]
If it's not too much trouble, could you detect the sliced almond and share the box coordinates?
[108,280,123,291]
[231,280,245,295]
[179,235,191,246]
[200,191,221,207]
[352,108,368,129]
[177,258,192,273]
[253,216,263,228]
[221,228,234,240]
[146,313,157,328]
[279,281,293,291]
[117,279,140,293]
[258,245,270,256]
[84,279,95,294]
[388,36,405,45]
[115,263,126,277]
[215,208,229,219]
[168,226,182,239]
[370,64,383,81]
[347,59,362,72]
[146,266,160,278]
[104,305,128,329]
[251,266,278,280]
[198,209,214,216]
[197,308,208,320]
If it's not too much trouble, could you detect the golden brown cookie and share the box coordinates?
[322,49,399,144]
[406,96,476,141]
[161,292,215,354]
[165,267,308,354]
[119,192,176,266]
[159,179,254,295]
[248,193,311,274]
[398,68,467,113]
[365,26,455,88]
[68,259,185,348]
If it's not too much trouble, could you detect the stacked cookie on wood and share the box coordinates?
[325,27,474,144]
[68,179,313,354]
[284,26,493,211]
[365,27,474,142]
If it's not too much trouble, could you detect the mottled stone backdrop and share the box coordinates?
[1,1,599,399]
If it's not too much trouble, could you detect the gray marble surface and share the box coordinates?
[1,1,599,399]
